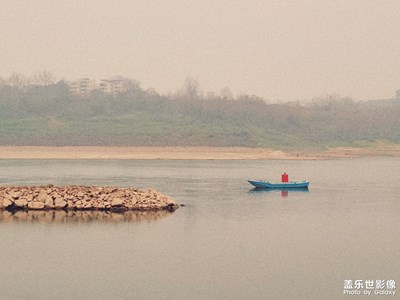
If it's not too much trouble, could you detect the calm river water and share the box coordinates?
[0,158,399,300]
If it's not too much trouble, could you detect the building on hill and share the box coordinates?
[99,77,129,95]
[396,89,400,99]
[68,78,96,96]
[68,77,132,96]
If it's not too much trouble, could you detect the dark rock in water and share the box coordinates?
[166,203,178,212]
[110,206,128,212]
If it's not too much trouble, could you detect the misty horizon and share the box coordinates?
[2,1,400,101]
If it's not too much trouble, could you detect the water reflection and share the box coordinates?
[0,210,175,224]
[249,188,309,197]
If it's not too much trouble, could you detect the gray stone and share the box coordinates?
[67,200,74,209]
[111,198,124,207]
[54,198,67,209]
[10,192,20,199]
[2,198,13,208]
[45,196,54,208]
[37,190,48,203]
[28,201,45,210]
[3,193,14,201]
[14,198,28,208]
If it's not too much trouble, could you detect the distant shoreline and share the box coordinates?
[0,146,399,160]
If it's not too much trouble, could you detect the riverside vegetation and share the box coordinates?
[0,73,399,149]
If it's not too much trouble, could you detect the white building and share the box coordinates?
[68,78,96,96]
[99,77,128,95]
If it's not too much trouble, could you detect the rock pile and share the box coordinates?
[0,185,178,211]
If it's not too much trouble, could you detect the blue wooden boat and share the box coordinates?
[248,180,309,189]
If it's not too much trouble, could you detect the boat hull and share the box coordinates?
[248,180,309,189]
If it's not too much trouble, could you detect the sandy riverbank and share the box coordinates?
[0,146,399,160]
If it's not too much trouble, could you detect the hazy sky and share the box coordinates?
[1,0,400,101]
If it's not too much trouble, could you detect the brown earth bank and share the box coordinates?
[0,146,399,160]
[0,185,178,212]
[0,146,292,159]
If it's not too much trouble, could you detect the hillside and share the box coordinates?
[0,81,399,149]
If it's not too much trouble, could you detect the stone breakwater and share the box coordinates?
[0,185,178,211]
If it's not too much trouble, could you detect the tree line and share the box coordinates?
[0,73,399,148]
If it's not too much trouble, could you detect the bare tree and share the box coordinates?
[184,76,200,100]
[206,91,216,100]
[32,70,56,86]
[7,72,29,88]
[146,88,159,96]
[220,87,234,100]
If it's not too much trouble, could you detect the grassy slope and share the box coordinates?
[0,85,398,149]
[2,114,391,149]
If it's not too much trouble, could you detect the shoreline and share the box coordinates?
[0,146,399,160]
